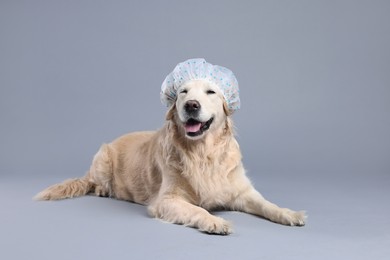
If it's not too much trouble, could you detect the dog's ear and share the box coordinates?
[223,102,232,116]
[224,116,234,136]
[166,103,176,121]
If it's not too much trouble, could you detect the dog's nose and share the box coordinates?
[185,100,201,114]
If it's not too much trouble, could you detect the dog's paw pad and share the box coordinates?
[281,209,307,226]
[200,217,233,235]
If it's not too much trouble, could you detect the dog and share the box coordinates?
[34,79,306,235]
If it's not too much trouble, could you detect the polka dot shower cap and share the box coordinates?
[160,58,240,113]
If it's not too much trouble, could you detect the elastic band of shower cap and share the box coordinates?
[160,58,240,113]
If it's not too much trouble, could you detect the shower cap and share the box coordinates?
[160,58,240,113]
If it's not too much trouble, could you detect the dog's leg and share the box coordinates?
[88,144,114,197]
[148,198,232,235]
[34,144,113,200]
[232,188,306,226]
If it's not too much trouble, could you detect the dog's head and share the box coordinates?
[166,80,231,140]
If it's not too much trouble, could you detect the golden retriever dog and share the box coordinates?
[35,79,306,235]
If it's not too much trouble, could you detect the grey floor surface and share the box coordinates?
[1,1,390,259]
[1,172,389,260]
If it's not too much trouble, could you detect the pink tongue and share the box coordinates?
[185,122,202,133]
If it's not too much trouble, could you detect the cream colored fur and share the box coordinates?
[34,80,306,235]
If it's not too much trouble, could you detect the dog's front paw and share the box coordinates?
[199,216,233,235]
[279,209,306,226]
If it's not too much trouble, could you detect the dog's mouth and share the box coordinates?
[184,117,214,137]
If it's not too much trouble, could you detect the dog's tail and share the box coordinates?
[33,177,93,201]
[34,144,114,201]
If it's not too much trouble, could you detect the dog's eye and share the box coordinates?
[180,89,188,94]
[206,90,216,95]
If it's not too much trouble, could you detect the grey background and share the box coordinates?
[1,0,389,259]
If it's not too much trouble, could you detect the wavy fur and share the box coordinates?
[34,80,306,234]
